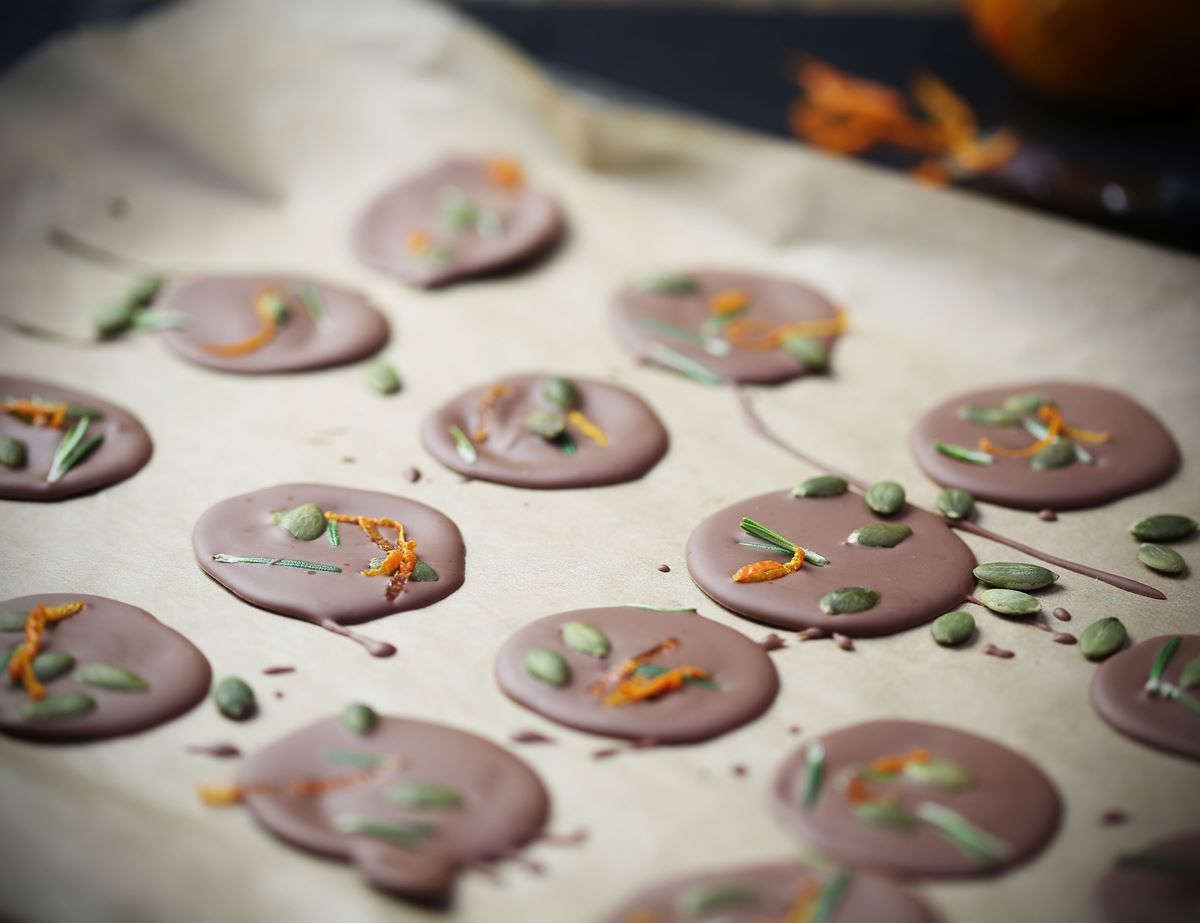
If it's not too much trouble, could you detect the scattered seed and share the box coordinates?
[213,676,257,720]
[524,648,570,686]
[931,611,975,647]
[820,587,879,615]
[977,588,1041,617]
[793,474,847,498]
[1129,515,1196,543]
[847,523,912,547]
[1080,617,1127,661]
[865,481,905,515]
[340,703,378,736]
[561,621,611,658]
[973,562,1059,590]
[936,488,974,520]
[1137,543,1186,575]
[365,361,402,395]
[0,435,26,468]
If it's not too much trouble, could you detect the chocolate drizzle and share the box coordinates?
[984,643,1015,659]
[317,619,397,658]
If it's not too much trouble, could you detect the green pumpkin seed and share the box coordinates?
[639,273,698,295]
[340,703,378,736]
[23,691,95,721]
[934,441,994,465]
[1138,543,1186,575]
[903,759,973,790]
[389,782,464,810]
[676,885,762,917]
[524,648,570,686]
[526,410,566,441]
[0,611,26,632]
[213,676,257,720]
[820,586,879,615]
[561,621,611,658]
[77,662,149,692]
[1002,392,1054,416]
[977,588,1040,617]
[0,435,26,468]
[936,488,975,520]
[847,523,912,548]
[1129,514,1197,543]
[271,502,327,541]
[410,560,440,582]
[865,481,906,516]
[793,474,848,498]
[930,610,975,647]
[333,815,435,848]
[972,562,1059,590]
[780,334,827,370]
[1079,618,1127,661]
[1030,437,1076,471]
[542,377,579,410]
[1178,657,1200,690]
[854,801,916,830]
[32,651,75,683]
[365,361,402,395]
[958,405,1018,427]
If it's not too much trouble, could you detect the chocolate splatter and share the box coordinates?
[732,764,748,777]
[1053,607,1072,622]
[984,643,1015,659]
[833,633,855,652]
[761,633,786,651]
[187,742,242,758]
[788,725,802,735]
[403,466,421,483]
[511,730,555,745]
[591,747,622,761]
[1038,509,1058,522]
[1052,632,1077,645]
[1100,809,1129,826]
[657,564,671,573]
[797,628,829,642]
[262,666,295,675]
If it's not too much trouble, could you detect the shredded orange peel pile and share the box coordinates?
[846,747,932,806]
[587,637,712,708]
[485,156,524,190]
[202,287,289,357]
[3,398,69,429]
[324,513,417,584]
[722,308,849,353]
[6,601,86,699]
[198,754,406,806]
[472,380,610,448]
[979,405,1110,458]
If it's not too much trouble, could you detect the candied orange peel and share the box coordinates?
[471,382,513,442]
[3,398,68,429]
[197,755,405,806]
[202,287,288,358]
[7,601,86,699]
[485,156,524,189]
[733,547,806,584]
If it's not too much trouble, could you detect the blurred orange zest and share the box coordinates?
[787,57,1019,185]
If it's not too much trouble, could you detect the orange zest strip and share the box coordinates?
[1062,423,1111,444]
[324,513,418,583]
[979,405,1062,457]
[710,289,749,314]
[722,308,848,352]
[603,666,711,708]
[732,547,806,584]
[869,747,931,775]
[566,410,608,447]
[470,382,513,442]
[405,229,431,255]
[485,156,524,190]
[7,602,86,700]
[779,880,823,923]
[202,288,286,357]
[4,398,69,429]
[197,755,406,807]
[846,775,873,805]
[589,637,680,696]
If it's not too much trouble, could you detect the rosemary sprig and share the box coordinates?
[47,417,104,483]
[646,342,723,386]
[934,441,994,465]
[1146,636,1181,691]
[296,283,327,325]
[740,517,829,567]
[622,603,698,612]
[326,520,340,547]
[323,748,386,767]
[1116,852,1200,880]
[212,554,342,573]
[809,871,853,923]
[1023,418,1094,463]
[333,815,437,848]
[448,424,477,464]
[738,540,784,552]
[914,802,1013,865]
[633,316,730,357]
[802,741,825,809]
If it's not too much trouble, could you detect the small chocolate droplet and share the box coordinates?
[832,633,854,652]
[797,627,829,642]
[1052,607,1071,622]
[983,643,1015,659]
[512,730,555,745]
[657,564,671,573]
[274,690,285,699]
[403,466,421,483]
[186,742,241,758]
[760,632,786,651]
[1052,632,1077,645]
[1100,809,1129,826]
[262,665,295,675]
[591,747,621,761]
[788,724,802,735]
[1038,508,1057,522]
[732,764,748,777]
[341,456,356,464]
[107,196,128,219]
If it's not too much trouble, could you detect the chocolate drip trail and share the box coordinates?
[736,386,1166,601]
[317,619,397,658]
[46,225,178,276]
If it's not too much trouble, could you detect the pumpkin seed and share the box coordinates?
[780,334,827,370]
[936,488,975,520]
[930,611,975,647]
[23,691,95,721]
[847,523,912,547]
[542,377,579,410]
[793,474,848,498]
[972,562,1059,590]
[561,621,610,658]
[639,273,698,295]
[410,560,439,582]
[854,801,916,830]
[1030,437,1076,471]
[865,481,906,515]
[271,502,327,541]
[0,611,26,632]
[676,885,762,917]
[934,441,994,465]
[958,405,1018,427]
[1002,392,1053,416]
[1079,617,1127,661]
[76,662,149,692]
[524,648,570,686]
[340,703,378,736]
[365,361,402,395]
[1178,657,1200,690]
[1137,543,1186,575]
[0,435,26,468]
[32,651,75,683]
[213,676,257,720]
[977,588,1040,617]
[1129,514,1197,543]
[526,410,566,441]
[903,759,973,790]
[820,587,879,615]
[389,782,464,810]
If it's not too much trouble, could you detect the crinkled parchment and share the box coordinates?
[0,1,1197,921]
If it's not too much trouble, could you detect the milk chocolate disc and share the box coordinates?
[157,275,389,374]
[1093,832,1200,923]
[599,861,940,923]
[351,157,564,288]
[0,376,152,501]
[193,483,465,627]
[771,719,1061,878]
[238,714,549,904]
[910,381,1181,510]
[610,270,841,385]
[0,593,210,743]
[686,489,976,637]
[494,606,779,744]
[1090,635,1200,762]
[421,373,668,489]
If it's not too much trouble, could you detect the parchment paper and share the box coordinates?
[0,2,1197,921]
